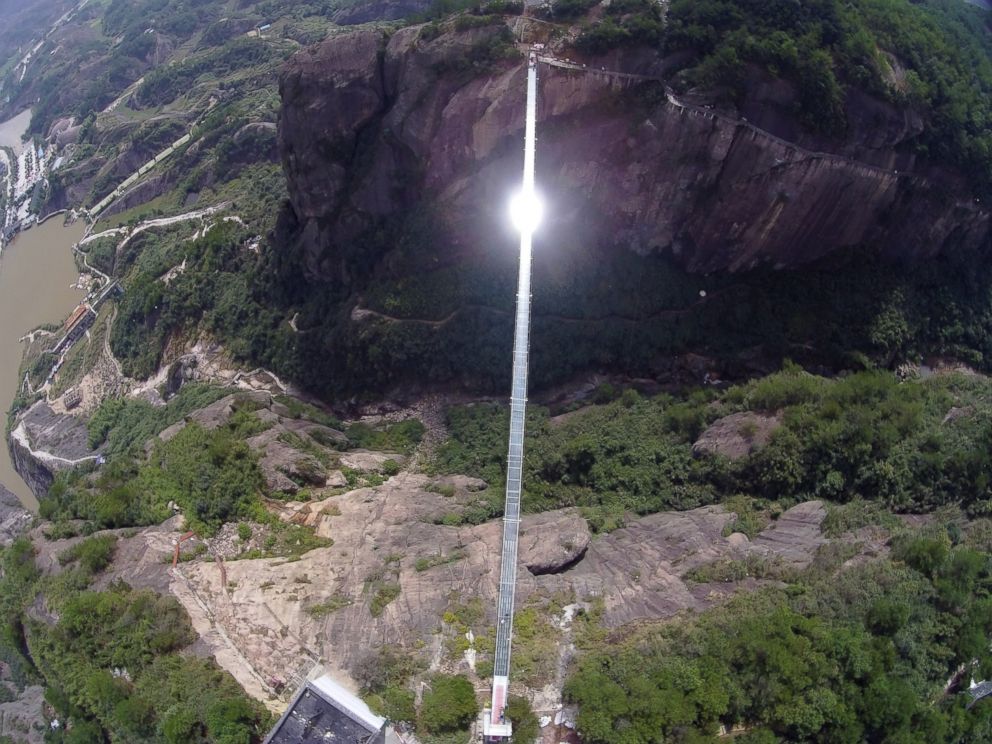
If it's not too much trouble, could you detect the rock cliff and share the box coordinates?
[9,401,99,500]
[0,486,32,545]
[168,476,838,706]
[277,20,989,282]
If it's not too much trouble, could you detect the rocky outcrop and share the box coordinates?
[278,21,989,283]
[0,685,45,744]
[0,486,32,546]
[159,391,362,496]
[8,402,98,500]
[171,473,839,692]
[518,511,590,574]
[692,411,782,460]
[332,0,432,25]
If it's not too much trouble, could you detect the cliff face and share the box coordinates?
[9,402,99,501]
[277,21,989,281]
[0,485,32,544]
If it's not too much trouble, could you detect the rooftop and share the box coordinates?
[264,675,386,744]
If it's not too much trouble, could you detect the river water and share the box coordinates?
[0,109,32,157]
[0,218,86,510]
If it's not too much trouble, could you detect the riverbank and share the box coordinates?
[0,107,76,254]
[0,217,87,509]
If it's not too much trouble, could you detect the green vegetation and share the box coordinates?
[0,534,269,743]
[505,695,540,744]
[137,37,287,108]
[274,395,342,429]
[49,419,264,535]
[306,594,352,618]
[436,368,992,526]
[572,0,992,192]
[419,674,478,733]
[346,419,426,454]
[565,527,992,742]
[234,521,334,561]
[431,22,519,74]
[31,584,271,743]
[109,214,289,381]
[57,535,118,576]
[0,539,42,691]
[354,646,423,725]
[509,607,558,686]
[821,498,902,537]
[414,549,467,572]
[86,384,229,455]
[369,583,402,618]
[684,554,793,584]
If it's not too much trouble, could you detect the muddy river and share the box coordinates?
[0,218,86,509]
[0,109,32,157]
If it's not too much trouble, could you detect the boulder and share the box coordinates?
[692,411,781,460]
[518,511,591,575]
[338,451,405,473]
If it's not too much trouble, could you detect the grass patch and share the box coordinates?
[86,383,230,455]
[346,419,425,454]
[369,584,401,618]
[684,555,796,583]
[57,535,117,576]
[307,593,352,618]
[414,550,467,572]
[822,499,903,537]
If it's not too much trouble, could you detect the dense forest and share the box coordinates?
[433,367,992,527]
[566,529,992,742]
[0,535,272,743]
[578,0,992,192]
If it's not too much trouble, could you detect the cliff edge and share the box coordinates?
[277,20,989,281]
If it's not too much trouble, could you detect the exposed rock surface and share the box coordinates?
[8,401,99,499]
[278,22,988,283]
[0,685,45,744]
[30,517,181,595]
[518,512,590,575]
[159,391,351,495]
[751,500,828,563]
[169,474,833,698]
[337,451,406,472]
[692,411,782,460]
[0,486,33,546]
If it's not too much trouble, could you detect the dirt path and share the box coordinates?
[351,284,740,330]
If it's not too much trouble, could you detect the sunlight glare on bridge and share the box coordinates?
[483,46,541,743]
[509,190,543,234]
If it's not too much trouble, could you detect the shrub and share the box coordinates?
[893,536,949,577]
[352,647,421,693]
[58,535,117,576]
[380,684,416,723]
[370,584,401,618]
[419,674,478,733]
[307,594,352,618]
[506,695,540,744]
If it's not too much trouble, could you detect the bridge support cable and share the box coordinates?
[483,51,539,742]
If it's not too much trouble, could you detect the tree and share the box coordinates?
[205,698,257,744]
[162,706,200,744]
[65,719,105,743]
[419,675,478,733]
[506,695,540,744]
